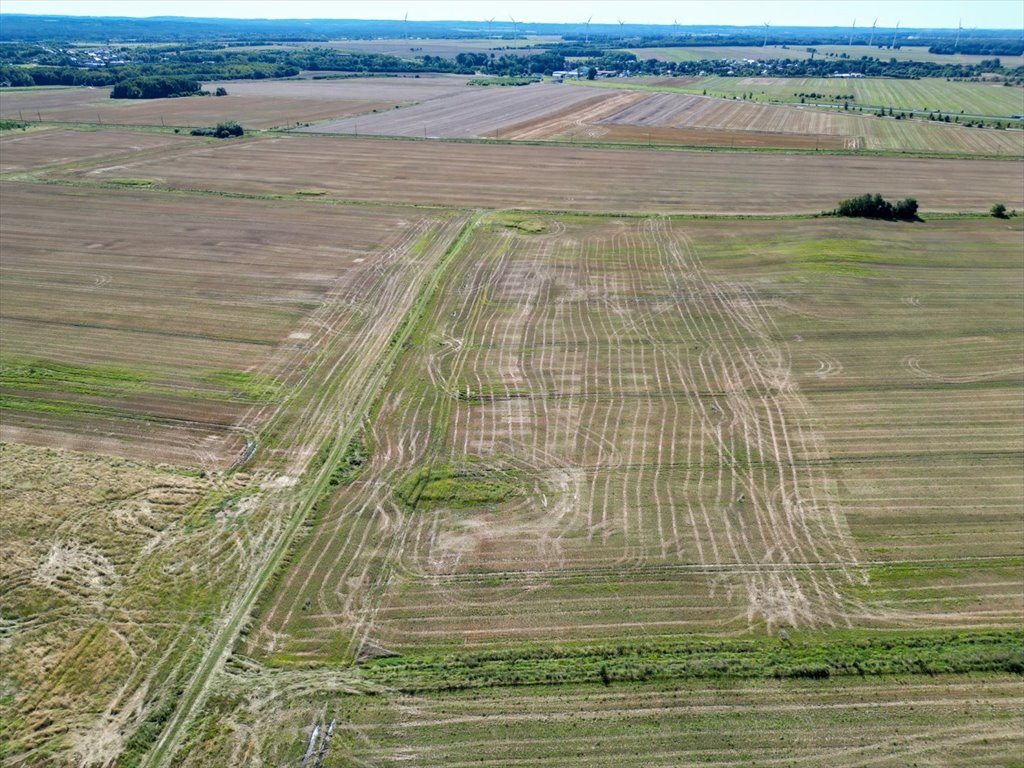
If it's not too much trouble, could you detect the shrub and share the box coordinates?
[991,202,1008,218]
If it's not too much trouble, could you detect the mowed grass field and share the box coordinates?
[63,133,1024,212]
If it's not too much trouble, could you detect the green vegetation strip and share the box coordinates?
[0,356,282,403]
[359,630,1024,693]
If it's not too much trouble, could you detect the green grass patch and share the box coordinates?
[394,463,520,510]
[0,356,148,397]
[1,356,284,404]
[492,213,550,234]
[106,178,157,187]
[200,370,282,401]
[774,237,886,276]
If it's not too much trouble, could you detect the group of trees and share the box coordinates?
[109,75,201,99]
[831,193,919,221]
[189,121,243,138]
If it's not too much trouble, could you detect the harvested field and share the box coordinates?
[641,75,1024,117]
[246,214,1023,667]
[810,45,1015,65]
[0,127,192,172]
[585,91,1024,154]
[500,89,650,140]
[627,45,813,62]
[204,73,471,103]
[0,182,460,467]
[317,36,550,57]
[237,36,551,58]
[601,91,844,133]
[5,107,1024,768]
[70,133,1024,213]
[578,123,848,149]
[632,44,1004,65]
[183,675,1024,767]
[0,77,470,129]
[297,82,609,138]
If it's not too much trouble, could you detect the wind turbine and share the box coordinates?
[487,17,495,39]
[509,15,518,41]
[585,15,592,44]
[891,21,900,49]
[673,19,679,38]
[954,19,962,51]
[618,19,625,44]
[762,21,770,48]
[403,12,408,41]
[849,18,856,47]
[868,18,877,47]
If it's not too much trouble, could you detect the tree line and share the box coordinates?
[2,41,1022,90]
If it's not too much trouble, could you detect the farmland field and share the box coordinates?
[65,133,1024,212]
[527,90,1024,154]
[186,211,1023,766]
[629,44,1007,65]
[625,45,814,62]
[578,75,1024,117]
[243,36,551,58]
[0,181,464,467]
[299,82,610,138]
[0,76,472,129]
[246,214,1024,662]
[0,127,192,172]
[1,46,1023,768]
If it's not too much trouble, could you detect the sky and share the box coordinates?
[2,0,1022,30]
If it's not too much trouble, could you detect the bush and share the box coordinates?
[215,86,228,96]
[831,193,919,222]
[991,202,1008,218]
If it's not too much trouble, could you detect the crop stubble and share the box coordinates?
[67,133,1024,213]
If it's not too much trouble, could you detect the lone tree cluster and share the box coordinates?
[831,193,919,221]
[190,121,244,138]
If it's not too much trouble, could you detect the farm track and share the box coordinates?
[141,213,480,768]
